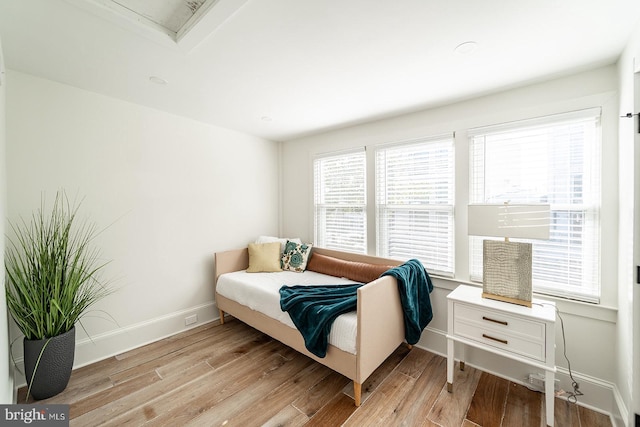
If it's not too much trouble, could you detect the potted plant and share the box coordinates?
[5,192,112,400]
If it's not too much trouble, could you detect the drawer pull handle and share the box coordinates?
[482,316,508,326]
[482,334,508,345]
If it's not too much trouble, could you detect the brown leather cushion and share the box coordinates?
[306,253,395,283]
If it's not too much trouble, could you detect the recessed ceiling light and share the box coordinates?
[149,76,168,85]
[261,116,273,122]
[454,41,478,55]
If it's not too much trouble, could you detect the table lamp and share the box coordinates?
[468,203,550,307]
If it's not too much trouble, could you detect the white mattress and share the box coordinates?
[216,270,360,354]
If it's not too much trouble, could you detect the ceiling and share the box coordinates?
[0,0,639,141]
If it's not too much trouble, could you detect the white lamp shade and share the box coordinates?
[468,204,550,240]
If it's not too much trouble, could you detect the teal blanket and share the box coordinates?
[279,259,434,358]
[380,258,434,345]
[279,284,363,358]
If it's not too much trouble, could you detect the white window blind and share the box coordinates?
[376,136,455,276]
[313,149,367,254]
[469,108,601,302]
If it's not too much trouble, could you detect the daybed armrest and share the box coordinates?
[215,248,249,283]
[356,275,405,383]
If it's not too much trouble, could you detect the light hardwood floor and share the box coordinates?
[19,319,611,426]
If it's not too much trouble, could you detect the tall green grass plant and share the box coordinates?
[5,192,112,340]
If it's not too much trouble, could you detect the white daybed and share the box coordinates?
[214,247,406,406]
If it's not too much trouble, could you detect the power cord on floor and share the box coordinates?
[555,306,583,403]
[535,302,583,403]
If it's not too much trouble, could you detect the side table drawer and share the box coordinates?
[453,317,546,361]
[453,303,547,362]
[455,303,546,341]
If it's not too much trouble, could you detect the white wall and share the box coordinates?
[0,38,12,404]
[281,66,620,415]
[616,22,640,426]
[5,70,280,382]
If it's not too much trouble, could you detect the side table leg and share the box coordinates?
[447,338,454,393]
[545,369,554,426]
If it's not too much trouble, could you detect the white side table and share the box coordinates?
[446,285,556,426]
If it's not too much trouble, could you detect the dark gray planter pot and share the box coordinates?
[23,327,75,400]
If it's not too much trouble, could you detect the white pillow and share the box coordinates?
[255,236,302,254]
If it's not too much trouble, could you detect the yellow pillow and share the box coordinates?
[247,242,283,272]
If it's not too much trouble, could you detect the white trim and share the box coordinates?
[177,0,250,52]
[63,0,176,47]
[312,146,365,161]
[430,278,617,323]
[62,0,250,52]
[612,384,629,427]
[468,107,602,136]
[371,132,454,151]
[0,36,5,87]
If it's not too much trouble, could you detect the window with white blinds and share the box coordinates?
[376,136,455,276]
[469,108,601,302]
[313,149,367,254]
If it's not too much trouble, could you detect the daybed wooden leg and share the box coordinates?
[219,309,225,325]
[406,343,413,350]
[354,382,362,407]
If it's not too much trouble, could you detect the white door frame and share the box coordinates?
[632,69,640,427]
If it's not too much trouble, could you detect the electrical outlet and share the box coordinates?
[526,373,560,393]
[185,314,197,326]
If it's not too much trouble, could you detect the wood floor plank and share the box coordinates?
[70,370,161,419]
[554,397,580,427]
[427,363,482,427]
[19,369,114,406]
[342,371,416,426]
[577,404,612,427]
[305,394,357,427]
[73,361,213,426]
[223,362,334,426]
[380,351,447,427]
[262,404,309,427]
[131,348,294,426]
[502,382,543,427]
[205,333,272,369]
[466,371,510,427]
[182,354,316,426]
[110,321,252,383]
[394,346,437,379]
[292,370,350,417]
[342,344,411,403]
[111,322,217,363]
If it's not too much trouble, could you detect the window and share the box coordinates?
[469,109,601,302]
[376,136,455,276]
[313,150,366,253]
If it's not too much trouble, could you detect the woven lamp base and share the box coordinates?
[482,240,532,307]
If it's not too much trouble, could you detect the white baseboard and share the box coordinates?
[612,385,629,427]
[12,302,218,388]
[416,326,621,424]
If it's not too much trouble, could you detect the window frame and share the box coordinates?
[313,148,367,254]
[374,135,456,276]
[468,108,602,303]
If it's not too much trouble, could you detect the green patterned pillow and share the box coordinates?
[281,240,313,272]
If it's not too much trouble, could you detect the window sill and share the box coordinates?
[431,275,617,324]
